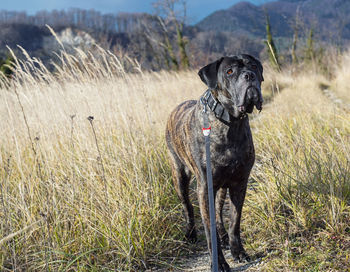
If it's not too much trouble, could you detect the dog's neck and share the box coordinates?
[200,89,246,124]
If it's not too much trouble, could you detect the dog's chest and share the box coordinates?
[211,139,253,166]
[208,122,255,178]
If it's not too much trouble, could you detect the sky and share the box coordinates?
[0,0,274,23]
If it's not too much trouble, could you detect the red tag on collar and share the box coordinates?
[202,126,211,136]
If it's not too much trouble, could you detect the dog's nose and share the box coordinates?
[243,71,255,82]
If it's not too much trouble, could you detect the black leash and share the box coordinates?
[201,91,219,272]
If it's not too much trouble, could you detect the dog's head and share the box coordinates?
[198,54,264,118]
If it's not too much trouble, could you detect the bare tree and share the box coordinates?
[152,0,190,69]
[143,16,179,70]
[291,6,302,65]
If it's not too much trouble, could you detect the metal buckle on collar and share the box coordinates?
[200,90,211,113]
[204,90,218,111]
[204,90,211,102]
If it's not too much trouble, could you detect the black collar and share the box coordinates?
[200,89,232,123]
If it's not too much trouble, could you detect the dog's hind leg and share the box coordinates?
[216,187,229,248]
[168,151,196,243]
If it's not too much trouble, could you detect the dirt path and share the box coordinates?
[178,250,263,272]
[147,184,265,272]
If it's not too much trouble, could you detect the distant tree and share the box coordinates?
[158,16,179,70]
[291,7,302,65]
[153,0,190,69]
[265,12,280,71]
[303,28,325,72]
[305,28,315,62]
[143,15,179,70]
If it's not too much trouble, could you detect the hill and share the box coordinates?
[196,0,350,43]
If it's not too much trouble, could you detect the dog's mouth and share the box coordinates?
[237,87,263,115]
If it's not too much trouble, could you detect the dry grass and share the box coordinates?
[0,47,203,271]
[0,44,349,271]
[332,50,350,105]
[246,71,350,271]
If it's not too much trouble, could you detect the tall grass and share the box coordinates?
[245,72,350,271]
[0,45,203,271]
[0,42,349,271]
[333,50,350,105]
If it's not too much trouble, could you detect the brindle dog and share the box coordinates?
[165,54,264,271]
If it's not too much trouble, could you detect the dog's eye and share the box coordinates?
[251,65,257,70]
[227,69,233,75]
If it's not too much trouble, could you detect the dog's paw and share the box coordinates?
[185,228,197,243]
[232,250,250,263]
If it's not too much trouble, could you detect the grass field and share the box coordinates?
[0,45,349,271]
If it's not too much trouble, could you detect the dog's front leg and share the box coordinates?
[228,181,250,263]
[197,180,231,271]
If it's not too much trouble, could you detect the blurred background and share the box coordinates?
[1,0,349,72]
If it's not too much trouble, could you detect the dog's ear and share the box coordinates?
[198,57,224,89]
[254,57,264,82]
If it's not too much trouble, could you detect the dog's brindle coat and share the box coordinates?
[166,55,263,271]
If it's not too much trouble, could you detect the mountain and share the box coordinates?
[196,0,350,43]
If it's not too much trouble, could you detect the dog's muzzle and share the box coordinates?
[246,87,263,111]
